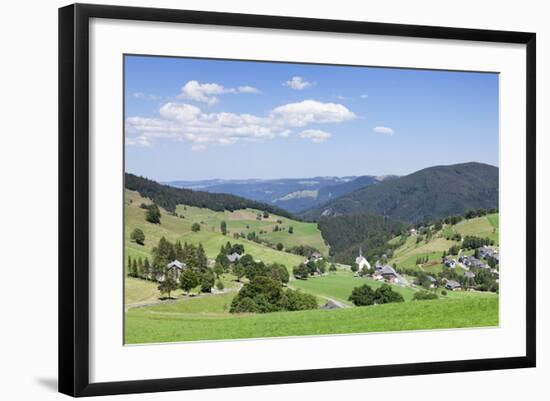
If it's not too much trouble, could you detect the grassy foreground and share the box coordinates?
[125,296,498,344]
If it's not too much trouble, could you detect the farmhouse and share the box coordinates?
[227,252,241,263]
[464,271,475,279]
[459,256,488,269]
[426,275,437,288]
[355,248,371,271]
[444,258,456,268]
[409,228,418,236]
[479,246,500,263]
[445,280,462,291]
[308,251,323,262]
[160,259,186,281]
[373,265,399,283]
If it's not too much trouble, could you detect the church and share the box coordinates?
[355,247,371,271]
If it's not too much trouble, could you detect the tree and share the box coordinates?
[350,263,359,273]
[158,277,177,298]
[145,204,161,224]
[280,289,317,311]
[293,264,309,279]
[191,222,201,232]
[214,263,224,278]
[220,221,227,235]
[263,211,269,219]
[348,284,376,306]
[413,291,438,301]
[329,263,337,272]
[130,228,145,245]
[179,268,199,295]
[200,270,215,293]
[232,262,245,281]
[216,280,224,291]
[374,284,405,304]
[276,243,284,251]
[152,237,174,271]
[142,258,150,279]
[288,226,294,234]
[270,263,290,284]
[196,244,208,270]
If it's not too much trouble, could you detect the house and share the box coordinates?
[478,246,492,259]
[444,258,456,268]
[460,256,487,269]
[310,251,322,260]
[307,252,323,263]
[426,275,437,288]
[373,265,399,284]
[355,247,371,271]
[409,228,418,236]
[226,252,241,263]
[160,259,186,281]
[464,271,475,279]
[445,280,462,291]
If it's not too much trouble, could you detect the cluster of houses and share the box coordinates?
[158,250,245,282]
[353,249,409,286]
[478,245,499,263]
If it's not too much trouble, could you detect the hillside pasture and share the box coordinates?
[175,204,329,254]
[125,190,310,271]
[454,214,499,245]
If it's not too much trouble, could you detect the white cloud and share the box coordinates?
[284,76,313,90]
[373,126,394,135]
[180,80,259,105]
[360,94,369,99]
[238,85,260,94]
[270,99,355,127]
[126,99,355,149]
[299,129,331,143]
[132,92,162,101]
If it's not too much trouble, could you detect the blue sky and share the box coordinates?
[125,55,499,181]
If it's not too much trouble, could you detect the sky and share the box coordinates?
[124,55,499,181]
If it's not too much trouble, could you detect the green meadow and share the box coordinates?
[290,271,417,304]
[125,296,498,344]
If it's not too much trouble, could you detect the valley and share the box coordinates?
[124,165,500,344]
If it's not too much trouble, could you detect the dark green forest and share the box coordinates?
[301,162,498,224]
[317,212,405,264]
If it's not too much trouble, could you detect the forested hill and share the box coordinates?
[125,173,296,219]
[301,162,498,224]
[318,213,405,265]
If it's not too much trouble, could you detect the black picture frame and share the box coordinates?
[59,3,536,397]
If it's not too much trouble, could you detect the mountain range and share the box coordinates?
[164,175,397,213]
[301,162,499,223]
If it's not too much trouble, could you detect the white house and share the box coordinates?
[355,247,371,271]
[226,252,241,263]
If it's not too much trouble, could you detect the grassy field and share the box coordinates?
[125,296,498,343]
[174,203,329,254]
[454,214,499,245]
[290,271,417,303]
[125,190,312,271]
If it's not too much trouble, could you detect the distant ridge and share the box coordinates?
[301,162,499,223]
[125,173,296,219]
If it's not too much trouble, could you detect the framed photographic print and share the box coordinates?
[58,3,536,397]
